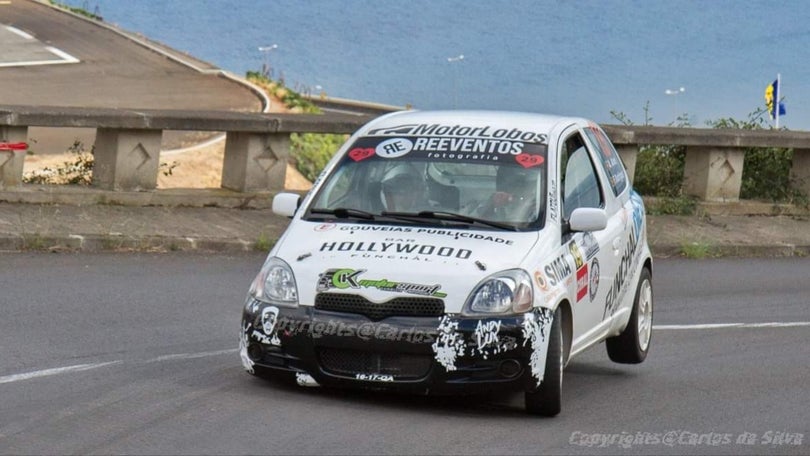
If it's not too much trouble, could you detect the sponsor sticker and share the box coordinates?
[344,124,548,165]
[375,137,413,158]
[319,240,472,260]
[534,270,548,291]
[569,240,585,269]
[548,180,559,222]
[544,252,573,287]
[317,268,447,298]
[367,123,549,144]
[581,232,600,260]
[515,153,544,168]
[348,147,375,162]
[576,264,589,302]
[589,258,600,302]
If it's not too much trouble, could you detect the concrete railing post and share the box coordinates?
[790,148,810,198]
[221,132,289,192]
[92,128,162,191]
[615,144,638,184]
[0,126,28,188]
[682,146,745,201]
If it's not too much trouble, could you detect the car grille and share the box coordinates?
[318,348,432,379]
[314,293,444,320]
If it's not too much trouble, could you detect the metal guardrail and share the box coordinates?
[1,105,809,203]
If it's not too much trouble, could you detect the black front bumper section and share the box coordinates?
[240,299,548,395]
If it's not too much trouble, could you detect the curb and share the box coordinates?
[2,232,808,257]
[0,233,261,253]
[649,243,810,259]
[0,186,279,208]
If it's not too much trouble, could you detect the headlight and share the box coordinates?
[249,257,298,307]
[463,269,533,316]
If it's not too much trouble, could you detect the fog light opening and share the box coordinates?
[247,343,264,361]
[499,359,521,378]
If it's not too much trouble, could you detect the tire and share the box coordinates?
[524,307,563,416]
[606,267,653,364]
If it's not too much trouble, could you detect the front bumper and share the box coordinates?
[240,298,552,394]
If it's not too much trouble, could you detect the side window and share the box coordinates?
[560,133,604,220]
[583,125,628,195]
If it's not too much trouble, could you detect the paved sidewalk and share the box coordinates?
[645,212,810,257]
[2,199,810,257]
[0,202,286,252]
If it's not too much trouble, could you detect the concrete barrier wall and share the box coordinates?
[2,105,810,201]
[601,125,810,201]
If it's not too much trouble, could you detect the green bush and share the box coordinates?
[633,144,686,197]
[611,103,688,198]
[49,1,102,20]
[612,105,806,205]
[290,133,346,182]
[246,72,320,114]
[23,140,94,185]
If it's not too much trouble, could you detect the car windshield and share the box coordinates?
[306,131,548,230]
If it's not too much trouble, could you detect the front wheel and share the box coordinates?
[524,307,563,416]
[606,267,653,364]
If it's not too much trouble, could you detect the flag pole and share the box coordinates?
[776,73,781,129]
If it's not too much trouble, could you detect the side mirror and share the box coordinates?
[569,207,608,232]
[272,193,301,217]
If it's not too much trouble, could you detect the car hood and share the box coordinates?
[274,221,541,313]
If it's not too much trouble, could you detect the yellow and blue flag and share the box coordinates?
[765,78,786,120]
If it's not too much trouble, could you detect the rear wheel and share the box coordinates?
[524,307,563,416]
[606,267,653,364]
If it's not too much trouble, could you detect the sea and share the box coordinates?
[84,0,810,130]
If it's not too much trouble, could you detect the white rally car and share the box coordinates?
[240,110,653,416]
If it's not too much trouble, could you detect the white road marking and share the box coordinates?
[0,60,66,67]
[0,361,122,385]
[46,46,80,63]
[148,348,236,363]
[5,25,33,39]
[0,48,80,68]
[0,349,237,385]
[161,133,225,156]
[654,321,810,330]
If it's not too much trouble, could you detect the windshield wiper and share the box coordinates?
[309,207,376,220]
[380,210,517,231]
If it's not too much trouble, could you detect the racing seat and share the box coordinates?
[366,182,384,212]
[426,180,460,211]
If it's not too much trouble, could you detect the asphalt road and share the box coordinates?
[0,0,261,153]
[0,253,808,455]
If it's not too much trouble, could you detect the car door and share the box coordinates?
[558,126,625,347]
[582,123,641,325]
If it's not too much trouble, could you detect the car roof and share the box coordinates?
[357,110,583,138]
